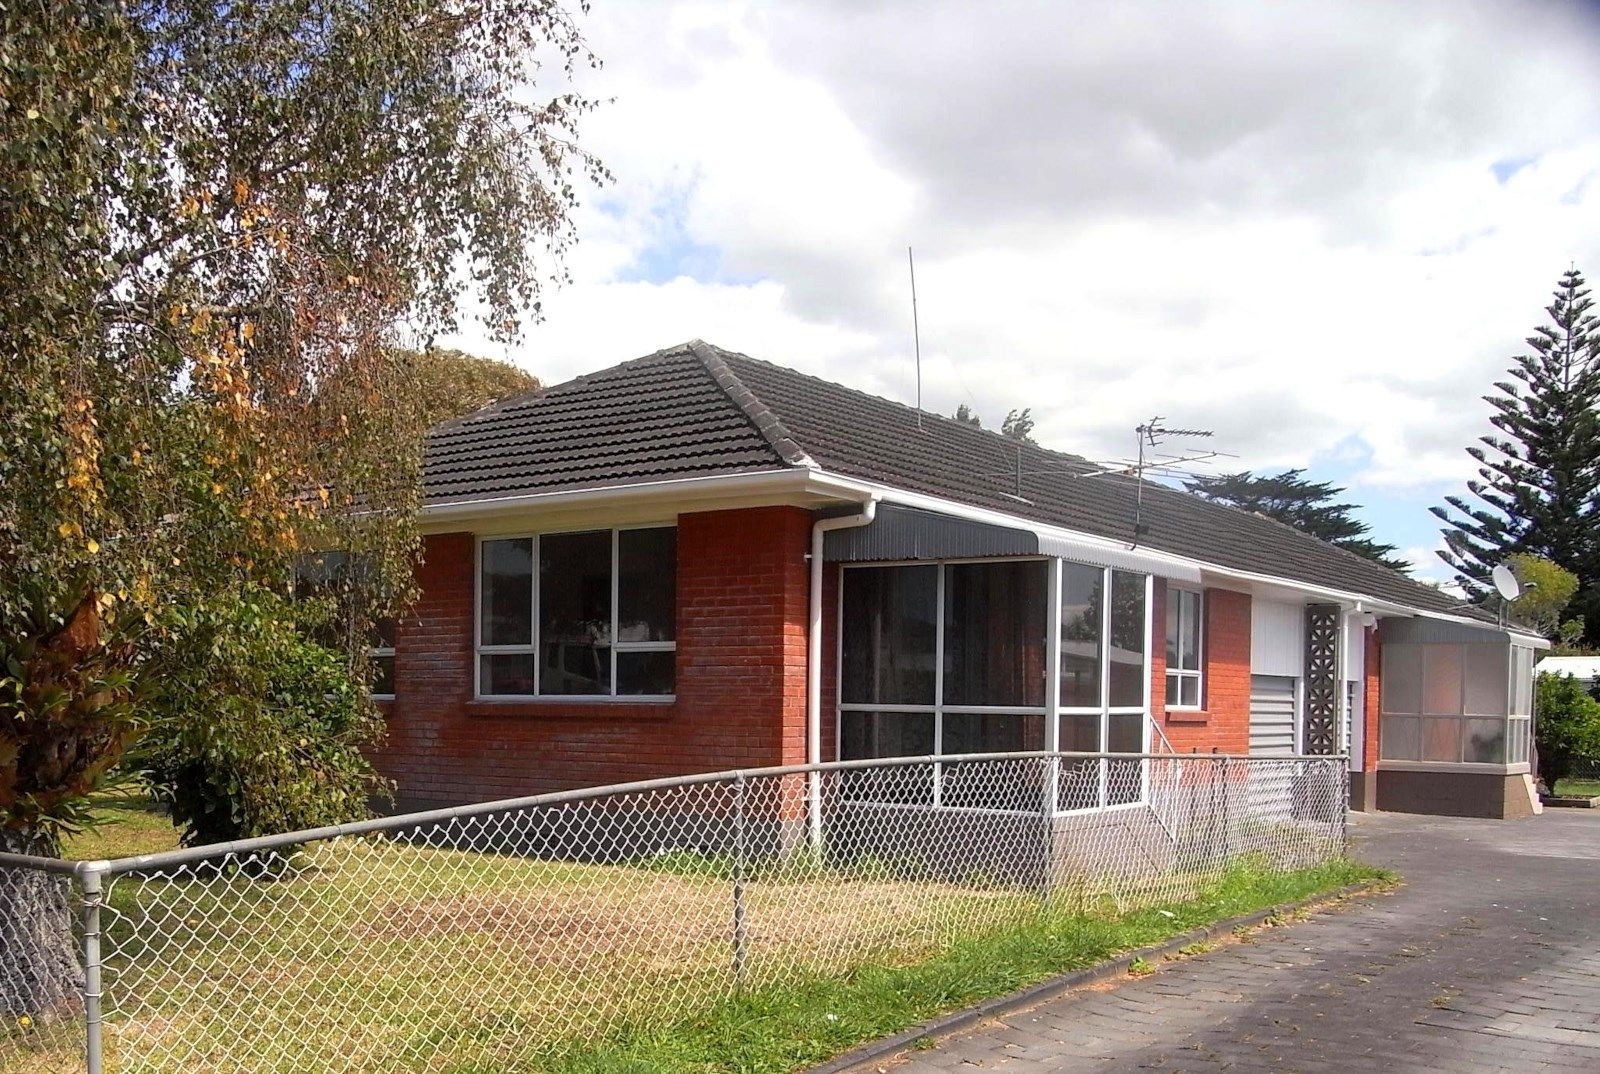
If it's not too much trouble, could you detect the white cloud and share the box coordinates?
[441,0,1600,553]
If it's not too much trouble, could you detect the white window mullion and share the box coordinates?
[531,533,541,697]
[1099,567,1112,807]
[609,529,620,697]
[932,564,946,806]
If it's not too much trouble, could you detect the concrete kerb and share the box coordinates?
[805,877,1390,1074]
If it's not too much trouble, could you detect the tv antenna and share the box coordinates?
[908,246,923,430]
[1129,418,1219,549]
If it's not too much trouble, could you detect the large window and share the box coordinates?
[1165,587,1203,708]
[477,526,676,698]
[1380,641,1530,767]
[839,558,1150,811]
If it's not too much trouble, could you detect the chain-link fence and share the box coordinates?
[1,752,1347,1074]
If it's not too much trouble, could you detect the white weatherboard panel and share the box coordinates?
[1251,598,1304,678]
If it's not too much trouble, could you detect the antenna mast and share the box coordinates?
[909,246,922,429]
[1131,418,1214,549]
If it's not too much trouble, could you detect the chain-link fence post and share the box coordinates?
[1040,753,1059,903]
[79,862,106,1074]
[731,773,749,989]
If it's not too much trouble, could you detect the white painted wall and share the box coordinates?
[1251,598,1304,678]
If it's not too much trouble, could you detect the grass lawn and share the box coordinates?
[61,791,184,861]
[1554,778,1600,798]
[9,798,1386,1074]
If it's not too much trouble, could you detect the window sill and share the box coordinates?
[1163,708,1209,724]
[465,697,677,720]
[1378,760,1530,775]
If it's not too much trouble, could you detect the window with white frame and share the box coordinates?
[838,558,1149,812]
[477,526,676,698]
[1379,641,1530,766]
[369,617,397,698]
[1165,587,1203,708]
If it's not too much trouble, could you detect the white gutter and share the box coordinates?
[807,496,878,846]
[422,465,1544,644]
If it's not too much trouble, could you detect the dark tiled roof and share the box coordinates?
[425,340,1481,620]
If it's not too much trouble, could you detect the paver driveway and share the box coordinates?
[876,809,1600,1073]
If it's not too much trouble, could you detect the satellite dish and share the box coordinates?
[1492,563,1522,602]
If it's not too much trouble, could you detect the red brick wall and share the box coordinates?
[1363,625,1381,770]
[377,506,813,809]
[1154,580,1252,753]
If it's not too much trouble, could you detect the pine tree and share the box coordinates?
[1431,268,1600,636]
[1185,469,1407,570]
[952,403,982,428]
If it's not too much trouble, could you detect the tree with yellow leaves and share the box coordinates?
[0,0,604,1017]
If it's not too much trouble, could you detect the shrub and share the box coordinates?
[139,589,390,846]
[1534,672,1600,794]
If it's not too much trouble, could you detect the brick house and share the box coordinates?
[377,341,1547,820]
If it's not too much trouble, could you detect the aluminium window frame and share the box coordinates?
[368,637,396,701]
[834,556,1152,816]
[1164,585,1205,711]
[474,523,677,702]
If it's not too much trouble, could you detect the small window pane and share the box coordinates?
[370,654,395,696]
[617,650,674,696]
[370,617,398,650]
[1381,715,1420,761]
[1179,675,1200,708]
[840,711,934,760]
[1059,563,1103,708]
[1166,589,1201,673]
[1463,645,1508,716]
[942,714,1045,811]
[617,528,676,642]
[481,653,535,696]
[943,561,1047,707]
[1422,716,1461,762]
[842,566,938,705]
[1057,713,1102,810]
[480,538,533,645]
[1422,646,1464,715]
[540,531,612,695]
[943,712,1045,755]
[1464,718,1506,764]
[541,641,610,695]
[1109,571,1147,707]
[1107,713,1144,805]
[1382,644,1422,715]
[840,712,935,804]
[1510,648,1534,716]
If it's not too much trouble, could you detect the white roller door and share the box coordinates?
[1250,675,1298,756]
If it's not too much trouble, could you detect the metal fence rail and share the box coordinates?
[0,752,1347,1074]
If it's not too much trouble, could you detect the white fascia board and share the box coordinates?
[809,474,1203,580]
[421,467,1544,644]
[811,473,1541,639]
[419,468,840,531]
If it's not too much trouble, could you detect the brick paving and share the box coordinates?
[876,810,1600,1073]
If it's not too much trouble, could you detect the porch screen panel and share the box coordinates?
[1107,571,1147,708]
[942,560,1047,707]
[841,565,937,705]
[1059,562,1102,708]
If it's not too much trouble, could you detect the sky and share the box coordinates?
[439,0,1600,586]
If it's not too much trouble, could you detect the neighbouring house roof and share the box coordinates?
[1535,656,1600,680]
[424,340,1492,623]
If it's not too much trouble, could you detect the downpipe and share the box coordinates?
[807,498,878,848]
